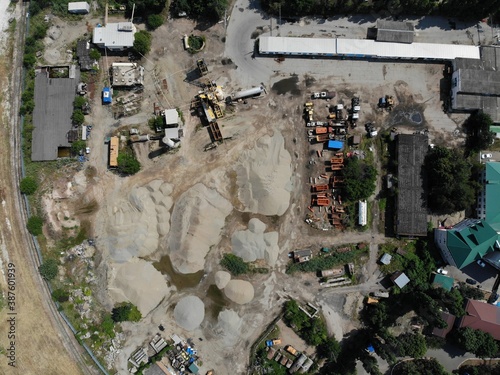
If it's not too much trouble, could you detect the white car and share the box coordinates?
[477,260,486,268]
[482,153,492,159]
[437,268,448,275]
[85,147,90,154]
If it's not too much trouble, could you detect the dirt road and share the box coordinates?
[0,3,91,374]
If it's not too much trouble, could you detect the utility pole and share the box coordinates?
[270,18,273,36]
[279,4,281,27]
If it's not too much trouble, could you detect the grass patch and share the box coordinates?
[286,246,368,274]
[378,240,417,275]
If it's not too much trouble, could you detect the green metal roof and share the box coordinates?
[485,163,500,232]
[447,220,499,269]
[490,126,500,133]
[432,274,454,291]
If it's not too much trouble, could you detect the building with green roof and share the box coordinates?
[477,162,500,232]
[432,274,454,291]
[435,219,500,269]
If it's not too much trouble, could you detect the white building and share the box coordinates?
[358,200,367,226]
[68,1,90,14]
[163,109,179,127]
[93,22,136,51]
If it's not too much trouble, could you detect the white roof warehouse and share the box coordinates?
[93,22,136,51]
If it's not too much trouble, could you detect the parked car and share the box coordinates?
[466,278,477,285]
[437,268,448,275]
[482,153,493,159]
[85,147,90,154]
[477,259,486,267]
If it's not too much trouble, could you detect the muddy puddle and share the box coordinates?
[153,255,204,290]
[272,75,301,96]
[205,284,229,319]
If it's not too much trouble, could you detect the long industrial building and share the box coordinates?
[259,36,480,61]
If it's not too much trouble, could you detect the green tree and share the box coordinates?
[38,258,58,280]
[117,151,141,175]
[394,333,427,358]
[20,176,38,195]
[23,54,36,68]
[72,109,85,125]
[111,302,142,322]
[463,111,494,153]
[71,140,87,154]
[424,146,475,213]
[148,115,164,131]
[220,254,249,275]
[73,96,87,110]
[342,157,377,201]
[89,48,101,61]
[52,288,70,302]
[133,30,152,56]
[318,337,341,361]
[393,358,448,375]
[101,314,116,337]
[27,216,44,236]
[20,100,35,115]
[147,14,164,30]
[453,327,499,357]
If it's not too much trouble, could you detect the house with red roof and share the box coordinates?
[457,299,500,340]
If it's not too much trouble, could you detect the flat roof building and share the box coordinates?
[111,62,144,87]
[32,66,80,161]
[164,109,179,127]
[259,36,480,61]
[109,136,119,167]
[391,271,410,289]
[396,134,428,237]
[376,20,414,44]
[76,40,93,71]
[68,1,90,14]
[93,22,136,51]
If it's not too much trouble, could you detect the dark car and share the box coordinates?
[466,278,477,285]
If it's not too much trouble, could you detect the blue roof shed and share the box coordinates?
[327,140,344,149]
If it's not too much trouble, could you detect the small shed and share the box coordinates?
[164,109,179,127]
[327,140,344,150]
[68,1,90,14]
[352,135,361,145]
[380,253,392,265]
[293,249,312,263]
[391,271,410,289]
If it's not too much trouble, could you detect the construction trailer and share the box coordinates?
[109,136,119,167]
[68,1,90,14]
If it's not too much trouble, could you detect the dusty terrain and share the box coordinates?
[10,2,480,375]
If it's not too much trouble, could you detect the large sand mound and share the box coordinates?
[108,258,170,317]
[215,309,243,347]
[174,296,205,331]
[236,133,293,216]
[101,180,173,263]
[224,280,254,304]
[215,271,231,289]
[231,218,279,266]
[167,183,232,274]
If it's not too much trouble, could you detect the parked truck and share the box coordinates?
[320,268,345,278]
[266,339,282,347]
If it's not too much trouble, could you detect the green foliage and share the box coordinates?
[111,302,142,322]
[452,327,499,357]
[89,48,101,61]
[424,146,475,214]
[148,116,164,131]
[38,258,58,280]
[117,149,141,175]
[52,288,70,303]
[220,254,249,275]
[392,333,427,358]
[72,109,85,125]
[188,35,204,52]
[255,346,287,375]
[463,111,495,153]
[27,215,44,236]
[20,176,38,195]
[457,363,500,375]
[457,282,485,300]
[147,14,164,30]
[342,157,377,201]
[318,337,341,362]
[23,53,36,68]
[71,140,87,154]
[101,314,116,338]
[172,0,228,21]
[73,96,87,110]
[392,358,448,375]
[133,30,152,56]
[286,247,367,274]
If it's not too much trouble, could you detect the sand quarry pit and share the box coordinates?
[235,132,293,216]
[231,218,280,266]
[167,183,232,274]
[98,180,173,263]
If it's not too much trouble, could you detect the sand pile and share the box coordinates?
[215,309,243,347]
[108,259,170,316]
[235,133,293,216]
[215,271,231,289]
[167,183,232,274]
[174,296,205,331]
[224,280,254,304]
[231,218,279,266]
[100,180,173,263]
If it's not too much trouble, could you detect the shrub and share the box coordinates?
[71,140,86,154]
[133,30,152,56]
[147,14,164,30]
[117,151,141,175]
[73,96,87,110]
[72,109,85,125]
[27,216,44,236]
[39,258,58,280]
[52,288,70,303]
[23,54,36,68]
[20,176,38,195]
[111,302,142,322]
[220,254,249,275]
[89,48,101,61]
